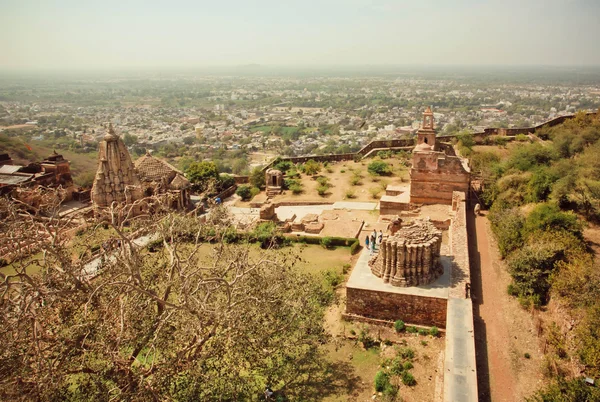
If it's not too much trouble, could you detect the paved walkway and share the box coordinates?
[444,298,478,402]
[82,233,159,278]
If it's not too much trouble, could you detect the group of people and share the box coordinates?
[365,229,384,255]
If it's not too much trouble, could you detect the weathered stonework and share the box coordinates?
[91,124,143,210]
[259,202,276,220]
[369,220,443,287]
[409,107,470,205]
[265,168,283,197]
[346,287,447,328]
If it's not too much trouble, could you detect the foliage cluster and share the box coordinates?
[477,113,600,389]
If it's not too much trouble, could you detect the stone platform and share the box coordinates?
[346,247,452,328]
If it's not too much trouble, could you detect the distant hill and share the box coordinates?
[0,134,98,185]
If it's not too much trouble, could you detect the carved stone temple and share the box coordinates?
[91,124,143,212]
[369,220,443,287]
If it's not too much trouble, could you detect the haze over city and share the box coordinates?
[1,0,600,70]
[2,1,600,401]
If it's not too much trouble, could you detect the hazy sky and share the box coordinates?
[1,0,599,70]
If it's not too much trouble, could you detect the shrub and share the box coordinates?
[350,176,362,186]
[342,263,351,274]
[316,176,330,186]
[402,361,414,370]
[369,187,381,199]
[340,169,346,173]
[401,371,416,386]
[345,189,356,199]
[249,166,266,189]
[322,269,343,287]
[303,159,321,176]
[524,203,581,237]
[407,326,418,334]
[516,134,529,142]
[421,340,428,346]
[394,320,405,333]
[321,236,334,249]
[526,377,600,402]
[429,326,440,337]
[489,206,525,258]
[353,154,362,162]
[290,184,303,195]
[251,221,283,248]
[274,159,294,173]
[350,240,361,255]
[368,160,391,176]
[398,347,415,360]
[390,358,404,375]
[374,371,390,392]
[358,327,376,349]
[377,150,392,159]
[235,185,253,201]
[418,328,428,336]
[524,353,531,359]
[317,185,329,196]
[283,178,300,190]
[349,329,356,336]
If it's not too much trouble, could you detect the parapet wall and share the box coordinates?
[346,287,447,328]
[443,191,478,402]
[438,111,597,142]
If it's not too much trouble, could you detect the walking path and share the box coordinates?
[468,211,543,402]
[82,233,159,277]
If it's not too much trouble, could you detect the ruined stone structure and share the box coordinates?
[0,151,74,201]
[259,202,276,220]
[409,107,470,205]
[135,151,191,210]
[91,124,143,211]
[265,168,283,197]
[369,220,443,287]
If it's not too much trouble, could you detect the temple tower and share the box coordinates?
[91,123,143,210]
[416,106,437,150]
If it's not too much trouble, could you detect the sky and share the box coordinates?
[1,0,599,70]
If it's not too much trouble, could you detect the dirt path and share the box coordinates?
[468,211,544,402]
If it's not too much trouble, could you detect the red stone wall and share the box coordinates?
[346,287,447,328]
[410,168,470,205]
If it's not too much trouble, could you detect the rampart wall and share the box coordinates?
[346,287,448,328]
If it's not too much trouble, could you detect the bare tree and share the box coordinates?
[0,193,342,401]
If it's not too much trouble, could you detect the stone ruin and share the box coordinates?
[369,220,443,287]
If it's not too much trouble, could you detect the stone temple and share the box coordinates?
[91,124,143,211]
[369,220,443,287]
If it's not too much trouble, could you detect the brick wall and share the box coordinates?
[410,169,470,205]
[346,287,447,328]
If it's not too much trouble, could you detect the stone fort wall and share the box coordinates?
[410,155,470,205]
[346,287,448,328]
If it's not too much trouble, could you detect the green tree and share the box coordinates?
[123,133,138,146]
[303,160,321,176]
[185,161,219,192]
[368,160,391,176]
[249,167,265,189]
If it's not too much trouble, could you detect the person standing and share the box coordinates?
[365,235,370,254]
[378,230,383,247]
